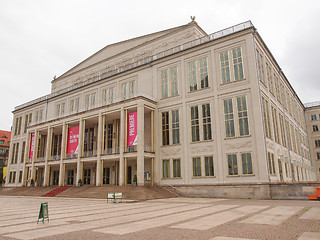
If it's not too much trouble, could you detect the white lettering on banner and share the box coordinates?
[129,115,135,136]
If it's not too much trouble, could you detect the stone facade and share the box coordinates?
[5,21,317,193]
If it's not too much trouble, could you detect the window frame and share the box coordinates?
[187,57,209,92]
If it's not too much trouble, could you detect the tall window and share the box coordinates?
[220,51,230,84]
[188,57,209,92]
[173,159,181,178]
[205,156,214,176]
[192,157,201,177]
[162,112,169,146]
[24,113,32,133]
[14,143,19,164]
[161,70,168,99]
[191,106,200,142]
[85,93,96,110]
[274,75,281,103]
[257,50,265,85]
[121,82,128,100]
[224,99,235,138]
[279,113,286,147]
[11,143,16,164]
[315,140,320,148]
[266,63,274,95]
[237,96,249,136]
[232,47,244,81]
[121,80,135,100]
[109,87,114,104]
[129,80,135,98]
[163,160,170,179]
[262,97,272,139]
[14,117,22,136]
[271,106,280,144]
[241,152,253,175]
[268,152,276,175]
[56,103,65,117]
[311,114,317,121]
[313,125,319,132]
[21,141,25,163]
[227,154,238,175]
[170,67,178,97]
[172,110,180,144]
[35,110,43,123]
[202,103,212,140]
[102,89,108,106]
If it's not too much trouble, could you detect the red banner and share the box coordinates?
[127,112,137,146]
[67,126,79,155]
[29,133,35,159]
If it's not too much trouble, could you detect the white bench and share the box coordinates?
[107,192,122,203]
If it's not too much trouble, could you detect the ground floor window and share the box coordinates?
[227,154,238,175]
[173,159,181,178]
[162,160,170,179]
[241,152,253,175]
[84,169,91,185]
[192,157,201,177]
[103,167,110,184]
[205,156,214,176]
[67,170,74,185]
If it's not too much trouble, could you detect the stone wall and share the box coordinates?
[166,182,320,200]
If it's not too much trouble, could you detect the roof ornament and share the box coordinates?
[190,16,196,22]
[53,75,56,80]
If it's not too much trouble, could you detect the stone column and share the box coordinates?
[59,123,66,186]
[76,118,83,184]
[44,126,52,186]
[137,102,144,186]
[151,110,154,186]
[31,130,38,182]
[96,113,103,186]
[119,107,125,186]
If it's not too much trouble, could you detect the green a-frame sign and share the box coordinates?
[37,202,49,224]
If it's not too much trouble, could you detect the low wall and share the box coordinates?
[165,182,320,200]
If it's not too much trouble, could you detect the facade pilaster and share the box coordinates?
[59,123,66,186]
[96,113,103,186]
[119,107,125,186]
[76,118,83,184]
[137,102,145,186]
[43,126,52,186]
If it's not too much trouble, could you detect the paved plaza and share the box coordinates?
[0,196,319,240]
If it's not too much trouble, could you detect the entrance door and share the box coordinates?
[103,167,110,184]
[53,171,59,185]
[67,170,74,185]
[84,169,91,185]
[127,166,132,184]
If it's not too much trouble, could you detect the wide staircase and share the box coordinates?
[0,185,180,201]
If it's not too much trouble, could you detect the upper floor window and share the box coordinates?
[56,102,65,117]
[14,116,22,136]
[313,125,319,132]
[0,140,4,144]
[85,93,96,110]
[223,99,235,138]
[191,106,200,142]
[24,113,32,133]
[227,154,238,175]
[121,80,135,100]
[35,109,43,123]
[171,110,180,145]
[161,66,178,99]
[256,50,265,86]
[220,47,245,84]
[162,112,169,146]
[311,114,317,121]
[315,140,320,148]
[188,57,208,92]
[70,97,80,113]
[237,96,249,136]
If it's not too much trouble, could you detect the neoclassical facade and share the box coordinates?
[5,20,317,188]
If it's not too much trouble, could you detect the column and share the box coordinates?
[119,107,125,186]
[151,110,154,186]
[137,102,145,186]
[59,123,66,186]
[31,130,38,182]
[44,126,52,186]
[76,118,83,184]
[96,113,103,186]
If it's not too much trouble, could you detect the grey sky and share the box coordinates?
[1,0,320,131]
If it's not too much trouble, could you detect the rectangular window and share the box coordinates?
[313,125,319,132]
[91,93,96,108]
[262,98,272,139]
[279,113,286,147]
[274,75,281,103]
[61,103,65,116]
[188,61,197,92]
[224,99,235,138]
[191,106,200,142]
[162,112,169,146]
[18,171,23,183]
[11,143,16,164]
[173,159,181,178]
[315,140,320,148]
[205,156,214,176]
[24,113,31,133]
[14,142,19,164]
[220,51,231,84]
[199,58,208,89]
[21,141,25,163]
[129,80,135,98]
[170,67,178,97]
[227,154,238,175]
[317,152,320,160]
[311,114,317,121]
[172,110,180,144]
[271,106,280,144]
[109,87,114,104]
[192,157,201,177]
[267,63,274,95]
[202,103,212,140]
[237,96,249,136]
[161,70,168,99]
[163,160,170,179]
[257,50,265,85]
[232,47,244,81]
[121,82,128,100]
[241,152,253,175]
[15,117,22,136]
[268,152,276,175]
[70,99,75,112]
[102,89,107,106]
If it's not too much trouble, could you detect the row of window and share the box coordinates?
[257,48,305,130]
[8,170,23,184]
[311,114,320,121]
[160,47,245,100]
[162,152,253,179]
[161,96,250,146]
[11,142,26,165]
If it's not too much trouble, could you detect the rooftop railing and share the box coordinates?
[14,21,253,111]
[304,101,320,108]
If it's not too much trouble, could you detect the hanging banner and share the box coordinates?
[66,126,79,154]
[29,133,35,159]
[127,112,137,146]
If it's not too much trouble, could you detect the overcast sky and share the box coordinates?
[1,0,320,131]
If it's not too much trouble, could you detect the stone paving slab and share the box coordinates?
[0,196,319,240]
